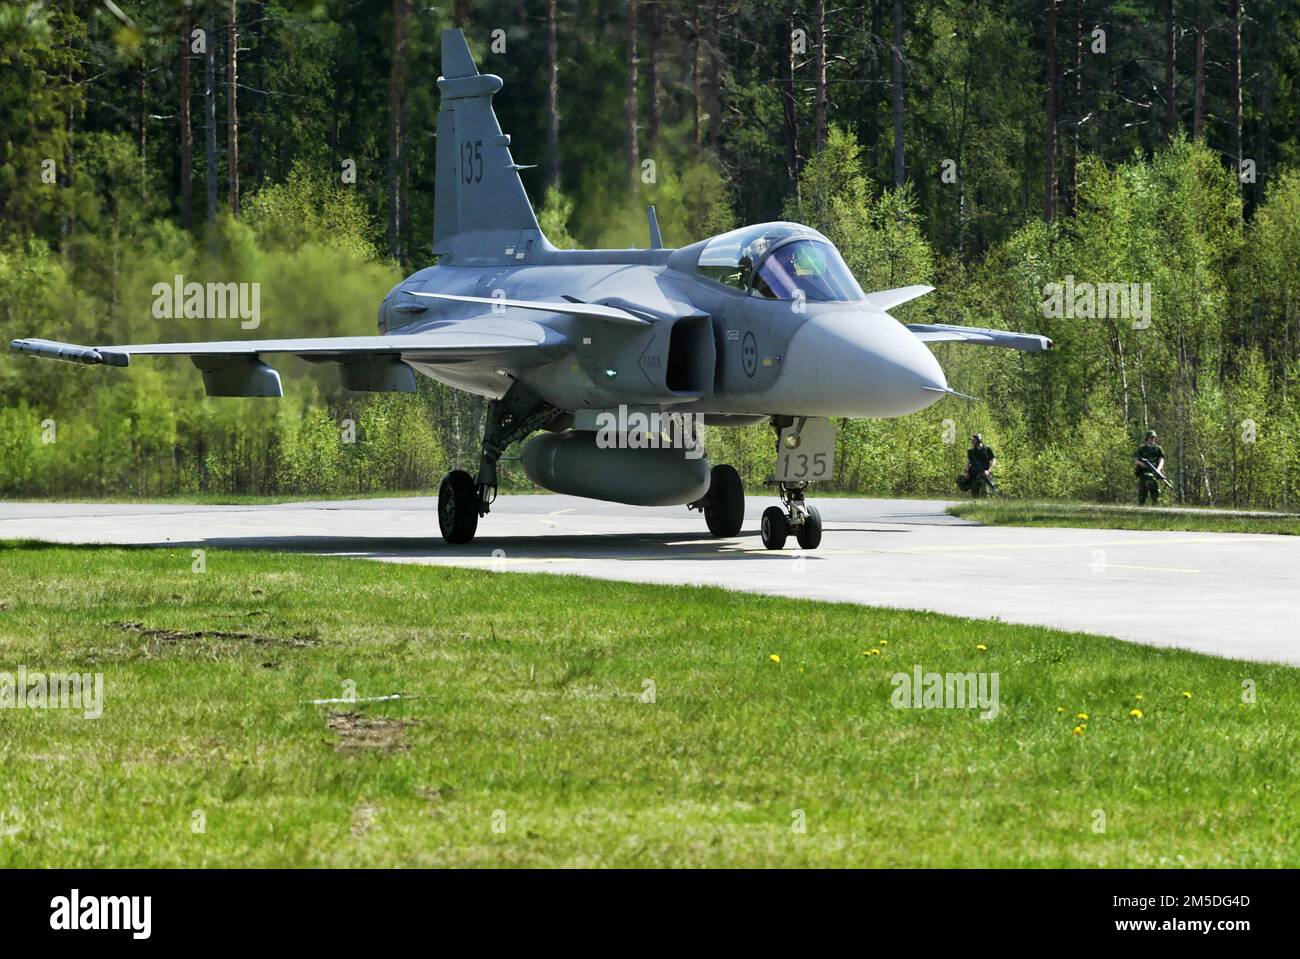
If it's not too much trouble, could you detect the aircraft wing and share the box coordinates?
[864,284,935,312]
[906,323,1052,353]
[864,285,1051,352]
[401,291,653,326]
[10,319,568,396]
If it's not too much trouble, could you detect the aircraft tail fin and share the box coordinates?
[433,30,545,261]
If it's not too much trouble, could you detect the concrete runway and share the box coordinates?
[2,495,1297,666]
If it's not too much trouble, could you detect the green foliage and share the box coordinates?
[786,127,933,300]
[242,163,380,260]
[537,187,577,249]
[581,153,736,249]
[0,3,1297,508]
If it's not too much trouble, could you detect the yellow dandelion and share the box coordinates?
[1129,708,1143,719]
[1073,725,1086,736]
[976,644,988,651]
[1077,712,1088,721]
[879,640,888,646]
[1135,694,1144,701]
[769,654,780,664]
[1182,691,1193,699]
[1055,707,1066,714]
[866,648,882,656]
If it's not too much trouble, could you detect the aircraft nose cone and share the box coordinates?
[770,310,947,418]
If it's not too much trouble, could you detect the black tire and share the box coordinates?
[438,470,479,544]
[704,464,745,537]
[796,505,822,550]
[760,506,788,550]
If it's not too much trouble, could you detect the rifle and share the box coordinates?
[965,463,999,495]
[1137,457,1174,489]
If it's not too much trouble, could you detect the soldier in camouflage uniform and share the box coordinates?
[1134,430,1166,505]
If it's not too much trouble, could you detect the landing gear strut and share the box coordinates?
[437,380,561,545]
[760,415,825,550]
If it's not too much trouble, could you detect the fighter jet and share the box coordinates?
[10,29,1050,550]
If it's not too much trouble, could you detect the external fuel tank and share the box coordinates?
[521,430,710,506]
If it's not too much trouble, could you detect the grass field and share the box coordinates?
[2,490,435,506]
[1,542,1297,867]
[950,499,1300,536]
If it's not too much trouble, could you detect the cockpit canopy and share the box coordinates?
[695,222,865,302]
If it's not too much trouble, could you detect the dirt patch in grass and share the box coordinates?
[326,710,419,755]
[116,620,320,649]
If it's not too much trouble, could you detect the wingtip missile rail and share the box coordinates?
[10,338,129,367]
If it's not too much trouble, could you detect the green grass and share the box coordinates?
[950,499,1300,535]
[1,490,434,506]
[0,543,1296,867]
[0,487,565,506]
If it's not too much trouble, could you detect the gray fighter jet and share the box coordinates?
[10,29,1050,550]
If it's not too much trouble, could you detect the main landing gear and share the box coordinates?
[760,482,822,550]
[690,463,745,538]
[438,380,561,544]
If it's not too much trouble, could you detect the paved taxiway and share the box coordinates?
[2,496,1296,665]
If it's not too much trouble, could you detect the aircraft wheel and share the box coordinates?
[760,506,788,550]
[704,464,745,537]
[796,505,823,550]
[438,470,479,544]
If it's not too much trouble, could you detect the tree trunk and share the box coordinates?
[454,0,468,28]
[707,0,721,148]
[1192,25,1205,141]
[180,4,193,230]
[227,0,239,215]
[388,0,409,261]
[625,0,639,188]
[205,5,218,223]
[892,0,904,187]
[1231,0,1242,172]
[1070,0,1082,212]
[814,0,827,151]
[779,11,799,199]
[646,0,660,149]
[691,3,703,153]
[1044,0,1057,223]
[138,62,147,195]
[1165,0,1176,137]
[545,0,560,190]
[251,1,265,189]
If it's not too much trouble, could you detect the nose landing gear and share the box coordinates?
[760,482,822,550]
[759,415,833,550]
